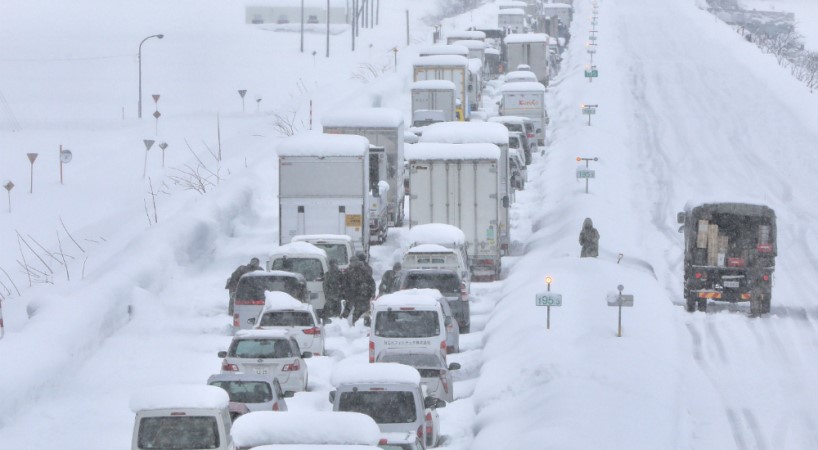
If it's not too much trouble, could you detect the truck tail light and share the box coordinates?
[369,340,375,363]
[282,359,301,372]
[221,361,239,372]
[235,299,265,306]
[762,274,770,282]
[233,314,240,328]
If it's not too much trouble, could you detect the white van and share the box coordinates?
[291,234,356,271]
[369,290,447,363]
[130,385,233,450]
[330,363,446,449]
[231,411,380,450]
[404,223,470,288]
[268,242,329,316]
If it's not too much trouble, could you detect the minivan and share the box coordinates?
[268,241,330,316]
[130,385,233,450]
[291,234,356,271]
[369,290,448,363]
[398,270,470,335]
[233,270,308,331]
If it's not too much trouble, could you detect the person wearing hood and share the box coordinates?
[341,258,376,324]
[225,257,262,314]
[579,218,599,258]
[379,262,402,296]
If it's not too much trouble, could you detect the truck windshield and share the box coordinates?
[208,380,273,403]
[375,310,440,338]
[338,391,417,424]
[271,258,324,281]
[137,416,219,449]
[259,311,315,327]
[235,276,305,301]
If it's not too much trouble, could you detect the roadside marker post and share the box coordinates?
[607,285,634,337]
[576,156,598,194]
[535,276,562,330]
[581,103,598,126]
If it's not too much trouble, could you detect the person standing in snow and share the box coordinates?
[356,251,373,277]
[379,262,402,296]
[225,257,262,314]
[322,259,345,320]
[342,258,376,324]
[579,218,600,258]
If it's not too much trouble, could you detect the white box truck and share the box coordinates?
[413,55,471,121]
[498,8,526,34]
[499,81,547,145]
[504,33,550,85]
[406,142,503,281]
[411,80,457,124]
[322,108,405,227]
[419,122,512,256]
[277,133,371,255]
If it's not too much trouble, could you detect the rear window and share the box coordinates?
[271,258,324,281]
[524,122,534,134]
[402,272,460,296]
[415,257,447,264]
[259,311,315,327]
[378,353,441,368]
[375,310,440,338]
[230,339,293,359]
[503,123,523,133]
[235,276,305,301]
[137,416,219,449]
[310,243,349,266]
[338,391,417,424]
[509,136,521,149]
[417,369,442,378]
[208,380,273,403]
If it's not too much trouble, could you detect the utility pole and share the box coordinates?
[326,0,331,57]
[300,0,305,53]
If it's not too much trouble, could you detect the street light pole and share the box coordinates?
[138,33,164,119]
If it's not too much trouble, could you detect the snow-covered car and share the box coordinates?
[233,271,309,332]
[268,242,330,316]
[507,141,527,190]
[219,329,311,393]
[231,411,381,450]
[254,292,324,356]
[370,290,448,363]
[377,431,425,450]
[375,349,461,403]
[330,363,446,449]
[503,69,537,83]
[488,115,535,163]
[398,269,469,337]
[207,373,292,418]
[291,234,356,271]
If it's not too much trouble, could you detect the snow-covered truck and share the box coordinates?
[411,80,458,124]
[405,142,503,281]
[419,121,512,257]
[322,108,405,227]
[445,30,486,45]
[499,81,547,145]
[498,8,526,34]
[504,33,550,85]
[413,55,471,121]
[277,133,371,255]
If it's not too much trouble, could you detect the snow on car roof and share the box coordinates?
[488,115,530,124]
[407,244,454,254]
[451,39,487,50]
[207,373,274,384]
[498,0,527,6]
[277,133,369,157]
[418,44,469,56]
[321,108,404,128]
[447,30,486,40]
[505,70,538,81]
[682,198,775,215]
[331,362,422,387]
[505,33,549,44]
[232,411,380,447]
[248,446,380,450]
[485,47,500,55]
[468,59,483,72]
[242,270,306,282]
[405,142,501,161]
[499,81,547,93]
[261,291,311,312]
[291,234,353,243]
[406,223,466,246]
[130,385,229,412]
[498,8,525,15]
[234,329,293,339]
[373,290,443,310]
[271,241,328,258]
[420,121,509,145]
[413,55,469,67]
[411,80,457,91]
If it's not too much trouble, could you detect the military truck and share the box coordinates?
[677,202,776,314]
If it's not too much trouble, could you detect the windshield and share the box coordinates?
[230,339,293,359]
[375,310,440,338]
[137,416,219,449]
[503,123,523,133]
[235,276,305,301]
[271,258,324,281]
[209,380,273,403]
[259,311,315,327]
[310,243,349,266]
[338,391,417,424]
[402,273,460,296]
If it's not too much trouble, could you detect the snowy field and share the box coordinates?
[2,0,818,449]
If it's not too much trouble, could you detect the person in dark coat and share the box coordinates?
[322,259,345,319]
[342,258,376,324]
[579,218,599,258]
[379,262,402,296]
[356,251,373,277]
[225,257,262,314]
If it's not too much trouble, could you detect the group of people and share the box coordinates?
[322,253,375,323]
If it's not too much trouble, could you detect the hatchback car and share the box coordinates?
[398,269,470,334]
[376,349,461,402]
[207,373,291,418]
[254,292,324,356]
[218,329,311,393]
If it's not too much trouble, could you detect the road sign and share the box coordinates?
[607,293,634,307]
[153,110,161,119]
[582,107,597,115]
[584,70,599,78]
[238,89,247,98]
[536,293,563,307]
[576,168,596,179]
[60,149,73,164]
[152,94,160,103]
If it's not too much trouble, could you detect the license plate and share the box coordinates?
[723,281,740,288]
[255,368,268,375]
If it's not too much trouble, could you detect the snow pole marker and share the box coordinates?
[607,285,634,337]
[535,275,562,330]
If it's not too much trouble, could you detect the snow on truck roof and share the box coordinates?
[504,33,550,44]
[405,142,501,161]
[130,385,229,412]
[447,30,486,40]
[413,55,469,67]
[332,362,422,387]
[321,108,404,128]
[420,121,509,145]
[418,44,469,57]
[407,244,454,254]
[249,446,380,450]
[406,223,466,246]
[232,411,380,447]
[499,81,547,93]
[498,8,525,15]
[411,80,457,91]
[542,3,573,10]
[276,133,369,157]
[485,47,500,55]
[451,39,487,50]
[505,70,538,81]
[271,241,328,258]
[261,292,311,312]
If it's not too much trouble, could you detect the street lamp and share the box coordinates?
[138,33,164,119]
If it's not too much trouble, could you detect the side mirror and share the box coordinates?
[284,391,295,398]
[676,212,685,224]
[502,196,510,208]
[424,396,438,409]
[448,363,461,371]
[247,317,256,325]
[444,316,452,326]
[328,391,336,403]
[217,351,227,358]
[436,399,447,409]
[301,352,313,359]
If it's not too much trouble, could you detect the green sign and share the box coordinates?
[584,70,599,78]
[582,107,597,115]
[576,168,596,179]
[536,293,563,307]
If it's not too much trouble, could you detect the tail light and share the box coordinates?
[694,272,702,279]
[272,402,280,411]
[460,282,468,302]
[282,359,301,372]
[302,327,321,335]
[417,425,424,440]
[235,299,265,306]
[369,341,375,363]
[441,371,449,393]
[379,439,388,445]
[233,314,240,328]
[221,361,239,372]
[425,411,433,434]
[440,340,446,358]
